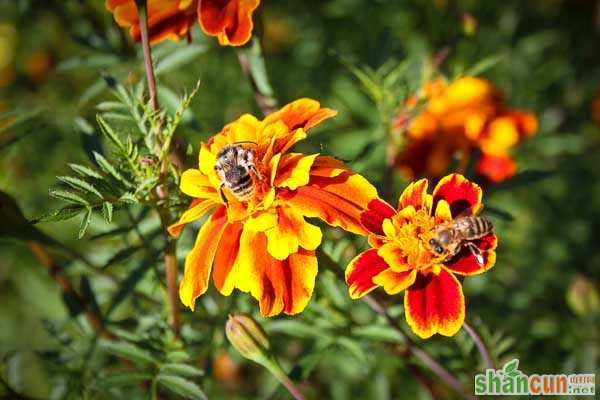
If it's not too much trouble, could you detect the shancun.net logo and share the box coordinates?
[474,359,595,396]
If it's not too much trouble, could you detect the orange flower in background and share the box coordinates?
[346,174,497,338]
[169,99,380,317]
[105,0,259,46]
[198,0,260,46]
[395,77,538,183]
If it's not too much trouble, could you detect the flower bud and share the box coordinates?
[566,276,600,317]
[225,314,271,364]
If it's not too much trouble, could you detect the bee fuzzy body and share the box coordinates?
[214,144,262,202]
[428,215,494,263]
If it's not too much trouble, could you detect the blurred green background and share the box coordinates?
[1,0,599,399]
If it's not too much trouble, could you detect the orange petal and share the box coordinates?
[107,0,197,45]
[345,249,390,299]
[309,156,347,178]
[235,229,317,316]
[360,199,397,236]
[180,168,219,199]
[274,153,319,190]
[475,153,517,183]
[263,98,337,134]
[377,243,411,272]
[212,221,244,295]
[432,173,482,217]
[404,268,465,338]
[262,207,322,260]
[179,207,229,310]
[398,178,428,211]
[198,0,260,46]
[168,199,220,237]
[373,269,417,295]
[444,233,497,276]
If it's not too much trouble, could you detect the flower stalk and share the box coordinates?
[462,321,495,370]
[135,0,180,336]
[237,38,278,116]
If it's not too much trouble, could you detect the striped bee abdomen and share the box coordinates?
[229,172,255,200]
[464,216,493,239]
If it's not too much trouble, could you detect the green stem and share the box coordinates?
[263,357,306,400]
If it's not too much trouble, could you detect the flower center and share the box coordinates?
[387,208,446,271]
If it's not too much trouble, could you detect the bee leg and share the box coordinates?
[466,242,485,265]
[219,183,228,205]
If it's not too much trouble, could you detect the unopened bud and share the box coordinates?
[566,276,600,317]
[225,314,270,364]
[462,12,478,36]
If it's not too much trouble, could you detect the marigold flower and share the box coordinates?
[396,77,538,183]
[169,98,379,317]
[105,0,259,46]
[346,174,498,338]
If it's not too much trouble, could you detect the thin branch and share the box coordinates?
[135,0,180,337]
[237,38,278,116]
[462,321,495,370]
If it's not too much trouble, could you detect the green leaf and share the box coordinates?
[68,163,104,180]
[57,176,103,199]
[336,337,367,364]
[103,246,141,270]
[118,192,138,204]
[463,53,505,77]
[49,188,89,205]
[351,325,404,343]
[156,374,207,400]
[107,256,154,314]
[166,351,191,363]
[96,101,127,112]
[265,320,331,340]
[78,207,92,238]
[93,151,133,188]
[99,372,153,387]
[102,202,113,223]
[99,340,157,366]
[96,115,124,150]
[33,205,84,223]
[155,44,208,75]
[160,363,204,378]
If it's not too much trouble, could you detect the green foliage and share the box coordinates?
[1,0,599,399]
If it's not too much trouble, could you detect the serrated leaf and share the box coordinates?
[49,189,89,205]
[33,205,84,223]
[96,101,127,112]
[68,163,104,180]
[97,115,124,150]
[156,374,207,400]
[160,363,204,378]
[99,372,153,387]
[78,207,92,238]
[99,340,157,366]
[351,325,404,343]
[102,202,113,223]
[166,351,191,363]
[118,192,138,204]
[93,151,134,188]
[57,176,103,199]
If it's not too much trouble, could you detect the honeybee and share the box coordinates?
[214,143,263,203]
[427,215,493,265]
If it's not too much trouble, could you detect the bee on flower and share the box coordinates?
[346,174,498,338]
[394,76,538,184]
[169,99,380,317]
[105,0,260,46]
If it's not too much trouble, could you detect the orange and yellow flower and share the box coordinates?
[395,77,538,183]
[169,98,380,317]
[105,0,259,46]
[345,174,497,338]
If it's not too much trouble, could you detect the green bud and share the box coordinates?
[225,314,271,364]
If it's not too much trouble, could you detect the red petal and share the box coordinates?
[444,233,497,275]
[432,173,482,217]
[404,269,465,338]
[345,249,389,299]
[360,199,396,235]
[398,178,428,210]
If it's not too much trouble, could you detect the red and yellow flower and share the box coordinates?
[346,174,497,338]
[169,98,379,317]
[395,77,538,183]
[105,0,260,46]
